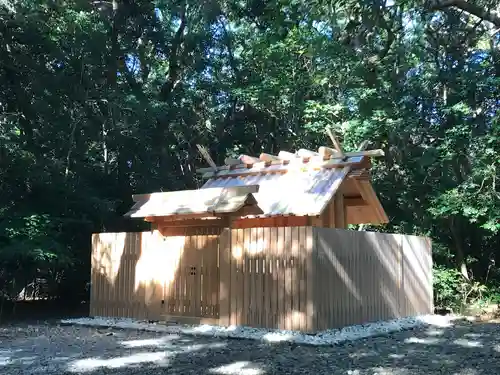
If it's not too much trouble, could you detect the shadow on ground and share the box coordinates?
[0,319,499,374]
[0,300,88,325]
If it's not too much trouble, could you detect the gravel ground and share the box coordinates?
[1,319,499,374]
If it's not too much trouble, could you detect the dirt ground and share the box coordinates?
[1,317,500,374]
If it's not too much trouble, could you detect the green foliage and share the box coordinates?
[0,214,74,298]
[0,0,499,302]
[434,266,463,309]
[0,215,67,263]
[433,265,493,312]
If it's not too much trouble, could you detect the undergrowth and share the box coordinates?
[433,265,500,314]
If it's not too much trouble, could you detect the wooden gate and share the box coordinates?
[90,228,221,322]
[160,228,220,320]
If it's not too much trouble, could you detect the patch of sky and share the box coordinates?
[312,21,333,37]
[406,64,423,79]
[154,7,162,22]
[126,55,140,74]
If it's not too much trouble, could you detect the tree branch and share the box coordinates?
[160,2,187,101]
[429,0,500,27]
[220,15,240,84]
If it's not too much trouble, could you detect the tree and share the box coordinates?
[0,0,498,303]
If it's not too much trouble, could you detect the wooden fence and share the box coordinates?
[90,227,432,332]
[220,226,314,331]
[313,228,433,330]
[90,228,220,322]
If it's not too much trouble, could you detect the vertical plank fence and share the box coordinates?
[90,226,432,332]
[220,227,315,331]
[313,228,432,330]
[90,228,220,322]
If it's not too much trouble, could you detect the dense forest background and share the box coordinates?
[0,0,498,312]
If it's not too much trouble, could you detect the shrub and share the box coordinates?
[433,265,488,313]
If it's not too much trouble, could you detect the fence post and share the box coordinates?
[399,234,404,317]
[219,228,231,326]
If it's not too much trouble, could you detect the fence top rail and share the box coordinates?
[92,227,431,240]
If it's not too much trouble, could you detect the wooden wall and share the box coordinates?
[310,193,346,229]
[313,228,433,330]
[90,228,220,323]
[90,227,432,332]
[220,227,315,331]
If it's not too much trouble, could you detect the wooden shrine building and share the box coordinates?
[90,141,432,332]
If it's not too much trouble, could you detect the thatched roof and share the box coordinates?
[125,142,389,225]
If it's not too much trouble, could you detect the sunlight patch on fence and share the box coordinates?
[134,233,185,299]
[93,233,127,287]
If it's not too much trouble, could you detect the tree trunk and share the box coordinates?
[428,0,500,27]
[450,217,470,280]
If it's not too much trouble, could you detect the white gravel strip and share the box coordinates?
[60,315,458,346]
